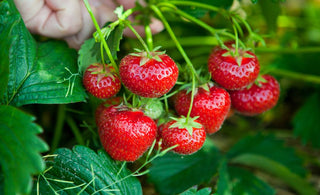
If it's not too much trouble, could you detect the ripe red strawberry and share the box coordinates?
[83,63,121,99]
[208,44,260,90]
[95,97,123,124]
[97,105,157,161]
[174,84,231,134]
[229,75,280,116]
[119,51,179,98]
[160,117,206,155]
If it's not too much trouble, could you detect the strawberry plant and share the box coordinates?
[1,0,320,195]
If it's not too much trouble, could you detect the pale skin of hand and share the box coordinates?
[14,0,164,49]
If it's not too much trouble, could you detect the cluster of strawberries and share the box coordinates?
[83,43,280,162]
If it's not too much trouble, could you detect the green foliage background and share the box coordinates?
[1,0,320,194]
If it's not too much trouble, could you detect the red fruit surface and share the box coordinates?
[208,45,260,90]
[119,52,179,98]
[229,75,280,116]
[161,120,206,155]
[97,105,157,162]
[174,85,231,134]
[83,64,121,99]
[95,97,123,124]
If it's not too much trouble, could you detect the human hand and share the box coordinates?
[14,0,164,49]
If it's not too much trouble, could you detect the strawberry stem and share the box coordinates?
[145,24,154,51]
[232,18,240,57]
[269,68,320,84]
[255,47,320,54]
[83,0,119,73]
[151,5,199,81]
[50,104,66,153]
[66,116,85,146]
[100,43,105,66]
[125,22,151,57]
[157,3,235,40]
[168,1,221,12]
[163,94,169,113]
[151,5,200,124]
[186,74,196,124]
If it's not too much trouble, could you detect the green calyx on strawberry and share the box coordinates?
[174,83,231,134]
[119,49,179,98]
[129,47,166,66]
[229,74,280,116]
[221,47,255,67]
[97,104,157,162]
[208,42,260,90]
[83,63,121,99]
[160,116,206,155]
[169,116,203,136]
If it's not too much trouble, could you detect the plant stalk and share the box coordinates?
[83,0,118,73]
[51,104,66,153]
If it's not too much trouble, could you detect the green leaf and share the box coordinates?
[0,1,87,106]
[149,140,222,195]
[230,154,317,195]
[227,133,306,177]
[0,54,9,101]
[293,92,320,148]
[258,0,281,32]
[78,24,124,73]
[217,160,275,195]
[217,159,275,195]
[216,160,232,195]
[0,0,36,105]
[0,173,4,194]
[0,1,9,99]
[78,38,99,73]
[228,166,275,195]
[106,24,124,58]
[34,145,142,195]
[12,41,87,106]
[180,186,212,195]
[0,105,49,195]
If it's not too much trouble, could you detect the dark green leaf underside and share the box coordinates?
[34,145,142,195]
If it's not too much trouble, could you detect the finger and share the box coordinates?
[64,1,97,49]
[95,4,117,27]
[14,0,44,21]
[64,1,117,49]
[116,0,145,10]
[123,17,164,38]
[97,0,117,9]
[24,0,82,38]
